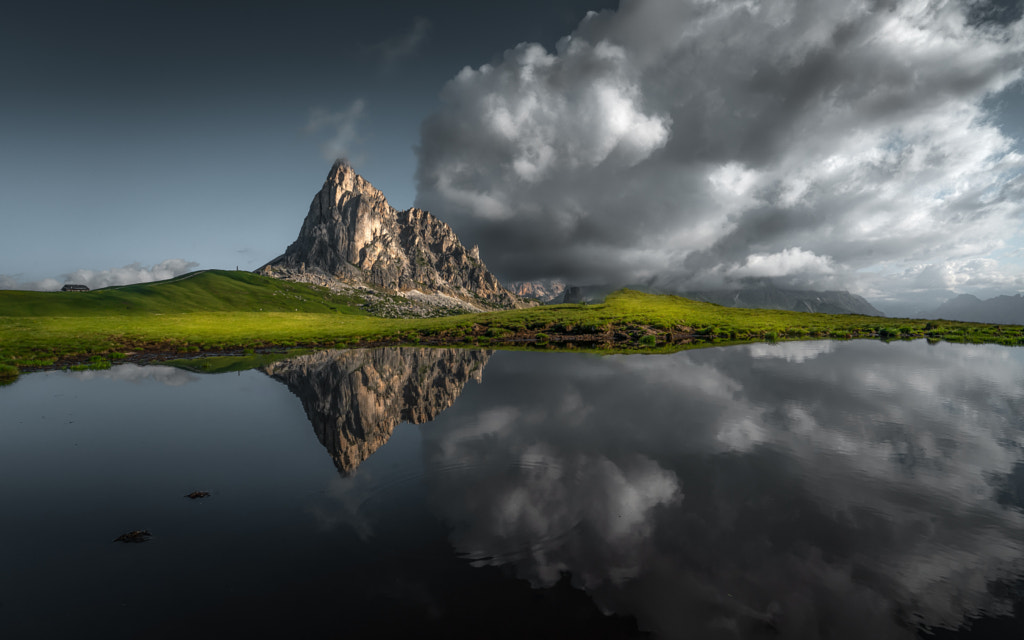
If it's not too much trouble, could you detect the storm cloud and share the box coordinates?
[415,0,1024,300]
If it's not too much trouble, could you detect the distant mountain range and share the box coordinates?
[541,281,884,316]
[682,283,884,316]
[259,161,528,314]
[505,279,566,303]
[925,293,1024,324]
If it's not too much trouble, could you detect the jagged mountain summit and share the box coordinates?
[506,279,567,303]
[259,161,524,314]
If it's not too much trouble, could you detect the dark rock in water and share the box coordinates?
[259,161,527,313]
[114,530,151,543]
[185,491,210,499]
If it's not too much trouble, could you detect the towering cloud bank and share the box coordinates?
[416,0,1024,302]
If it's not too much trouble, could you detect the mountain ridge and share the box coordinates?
[927,293,1024,324]
[682,283,884,316]
[546,281,883,316]
[506,279,567,303]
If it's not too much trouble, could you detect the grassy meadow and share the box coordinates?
[2,269,1023,381]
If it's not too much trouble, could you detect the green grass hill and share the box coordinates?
[0,270,368,317]
[2,270,1023,382]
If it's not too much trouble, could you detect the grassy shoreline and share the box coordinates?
[3,270,1023,381]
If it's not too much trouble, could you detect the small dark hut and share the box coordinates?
[61,284,90,292]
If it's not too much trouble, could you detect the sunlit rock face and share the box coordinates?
[506,279,567,303]
[259,162,523,310]
[263,347,490,474]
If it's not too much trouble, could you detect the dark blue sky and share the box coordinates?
[1,0,617,283]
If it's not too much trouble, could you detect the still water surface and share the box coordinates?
[2,341,1024,638]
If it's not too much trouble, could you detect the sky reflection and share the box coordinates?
[345,342,1024,638]
[3,342,1023,638]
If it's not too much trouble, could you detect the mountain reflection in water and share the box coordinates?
[262,347,490,474]
[261,342,1024,639]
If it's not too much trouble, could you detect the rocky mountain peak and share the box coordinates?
[258,162,527,313]
[506,279,568,303]
[327,159,383,202]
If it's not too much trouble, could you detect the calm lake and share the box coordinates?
[2,341,1024,639]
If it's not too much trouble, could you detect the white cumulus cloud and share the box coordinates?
[415,0,1024,299]
[1,259,199,291]
[61,259,199,290]
[726,247,835,279]
[0,274,61,291]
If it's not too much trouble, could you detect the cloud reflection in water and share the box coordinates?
[277,342,1024,638]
